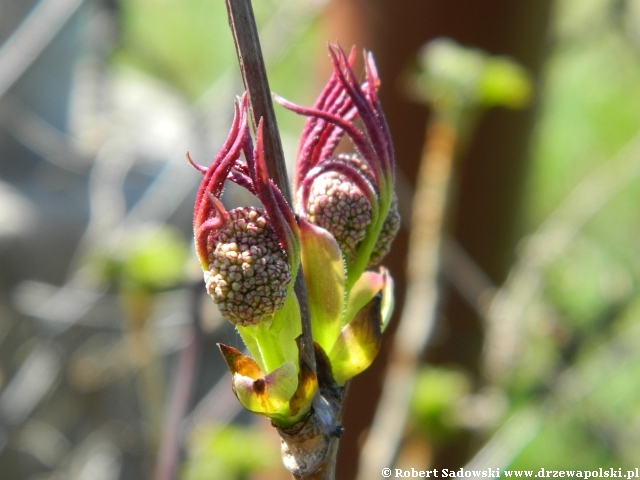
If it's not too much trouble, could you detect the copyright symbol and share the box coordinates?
[382,468,392,478]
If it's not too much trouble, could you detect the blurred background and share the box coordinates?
[1,0,640,478]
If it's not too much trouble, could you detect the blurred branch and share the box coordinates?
[357,118,459,479]
[0,344,61,427]
[441,235,496,316]
[154,285,202,480]
[357,40,533,476]
[0,0,86,102]
[0,343,62,456]
[182,371,241,430]
[0,95,90,172]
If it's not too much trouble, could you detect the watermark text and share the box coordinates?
[382,468,640,479]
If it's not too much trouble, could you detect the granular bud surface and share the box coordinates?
[306,154,373,258]
[205,206,290,326]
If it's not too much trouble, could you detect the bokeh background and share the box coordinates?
[1,0,640,478]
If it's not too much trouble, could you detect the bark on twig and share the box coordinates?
[225,0,291,200]
[278,345,345,480]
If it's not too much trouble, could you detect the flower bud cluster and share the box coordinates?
[204,206,290,326]
[305,153,401,267]
[306,154,372,258]
[277,45,401,282]
[192,47,399,427]
[191,94,310,427]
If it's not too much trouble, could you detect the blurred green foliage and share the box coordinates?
[409,38,532,121]
[511,0,640,467]
[96,225,189,292]
[410,367,470,443]
[529,8,640,224]
[182,425,283,480]
[114,0,234,98]
[112,0,322,136]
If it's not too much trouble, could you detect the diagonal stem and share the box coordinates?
[154,285,202,480]
[224,3,342,479]
[225,0,315,374]
[356,118,458,479]
[225,0,291,201]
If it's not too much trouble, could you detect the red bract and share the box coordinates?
[189,94,300,326]
[275,45,399,284]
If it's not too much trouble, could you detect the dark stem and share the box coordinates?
[224,3,342,479]
[224,0,315,374]
[225,0,291,201]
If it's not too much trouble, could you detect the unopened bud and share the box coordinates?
[205,206,291,326]
[306,154,400,266]
[306,154,373,258]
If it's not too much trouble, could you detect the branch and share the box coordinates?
[224,0,315,374]
[225,0,291,202]
[356,119,458,479]
[154,285,202,480]
[224,2,342,479]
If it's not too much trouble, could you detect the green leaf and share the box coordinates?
[236,326,265,372]
[345,270,384,325]
[345,267,394,332]
[218,344,298,415]
[244,323,285,374]
[299,218,346,354]
[276,293,303,369]
[329,293,382,385]
[236,287,301,374]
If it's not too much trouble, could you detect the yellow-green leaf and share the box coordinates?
[329,294,382,385]
[218,344,298,414]
[288,337,317,420]
[345,267,395,332]
[299,218,346,353]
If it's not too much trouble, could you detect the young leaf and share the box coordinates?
[329,293,382,385]
[299,218,346,353]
